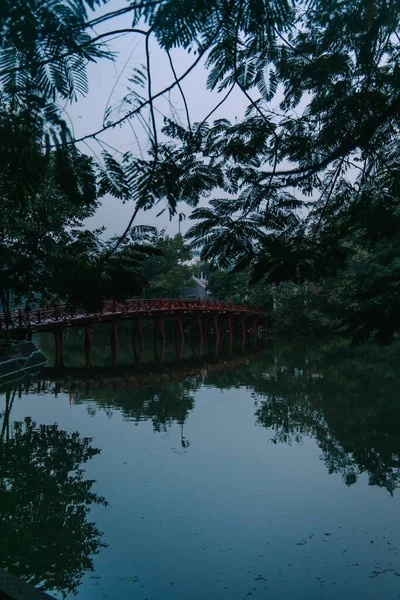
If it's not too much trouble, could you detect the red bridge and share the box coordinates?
[0,298,266,367]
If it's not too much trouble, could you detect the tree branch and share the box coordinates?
[196,83,235,132]
[145,30,158,151]
[311,158,345,239]
[84,1,164,29]
[57,49,207,147]
[0,29,148,80]
[259,91,400,182]
[167,50,192,134]
[70,7,233,146]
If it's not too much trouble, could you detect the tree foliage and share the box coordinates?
[207,269,250,304]
[140,233,192,298]
[1,0,400,340]
[0,100,159,316]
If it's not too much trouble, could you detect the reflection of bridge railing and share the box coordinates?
[0,299,266,368]
[11,352,254,399]
[0,298,265,332]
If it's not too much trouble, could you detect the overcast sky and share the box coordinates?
[66,1,251,240]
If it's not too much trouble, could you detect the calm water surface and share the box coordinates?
[1,336,400,599]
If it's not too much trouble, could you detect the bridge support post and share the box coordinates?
[175,316,184,362]
[203,317,209,348]
[84,325,93,368]
[154,317,166,364]
[190,315,204,358]
[189,318,195,355]
[111,320,119,367]
[196,314,204,358]
[54,329,64,368]
[131,319,143,365]
[253,318,258,347]
[213,315,220,357]
[240,316,246,351]
[228,316,234,354]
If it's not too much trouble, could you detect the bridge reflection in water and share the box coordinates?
[0,299,266,368]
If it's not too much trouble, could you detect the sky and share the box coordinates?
[66,0,251,240]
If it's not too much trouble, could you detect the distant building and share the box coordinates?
[183,273,208,299]
[183,250,201,267]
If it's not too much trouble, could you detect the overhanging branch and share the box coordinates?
[259,91,400,181]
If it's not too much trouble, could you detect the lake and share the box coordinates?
[1,333,400,599]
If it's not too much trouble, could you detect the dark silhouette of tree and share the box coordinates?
[0,100,159,324]
[0,415,108,597]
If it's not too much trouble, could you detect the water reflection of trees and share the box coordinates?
[172,340,400,493]
[39,357,257,432]
[0,401,107,598]
[79,379,199,431]
[13,341,400,494]
[220,341,400,495]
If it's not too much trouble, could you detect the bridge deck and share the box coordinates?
[0,298,266,334]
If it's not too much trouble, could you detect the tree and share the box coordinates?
[141,233,192,298]
[0,141,96,305]
[0,100,99,326]
[46,225,160,311]
[207,270,249,303]
[0,414,107,597]
[0,100,158,325]
[2,0,400,340]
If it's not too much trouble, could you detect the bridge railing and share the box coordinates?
[0,298,266,331]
